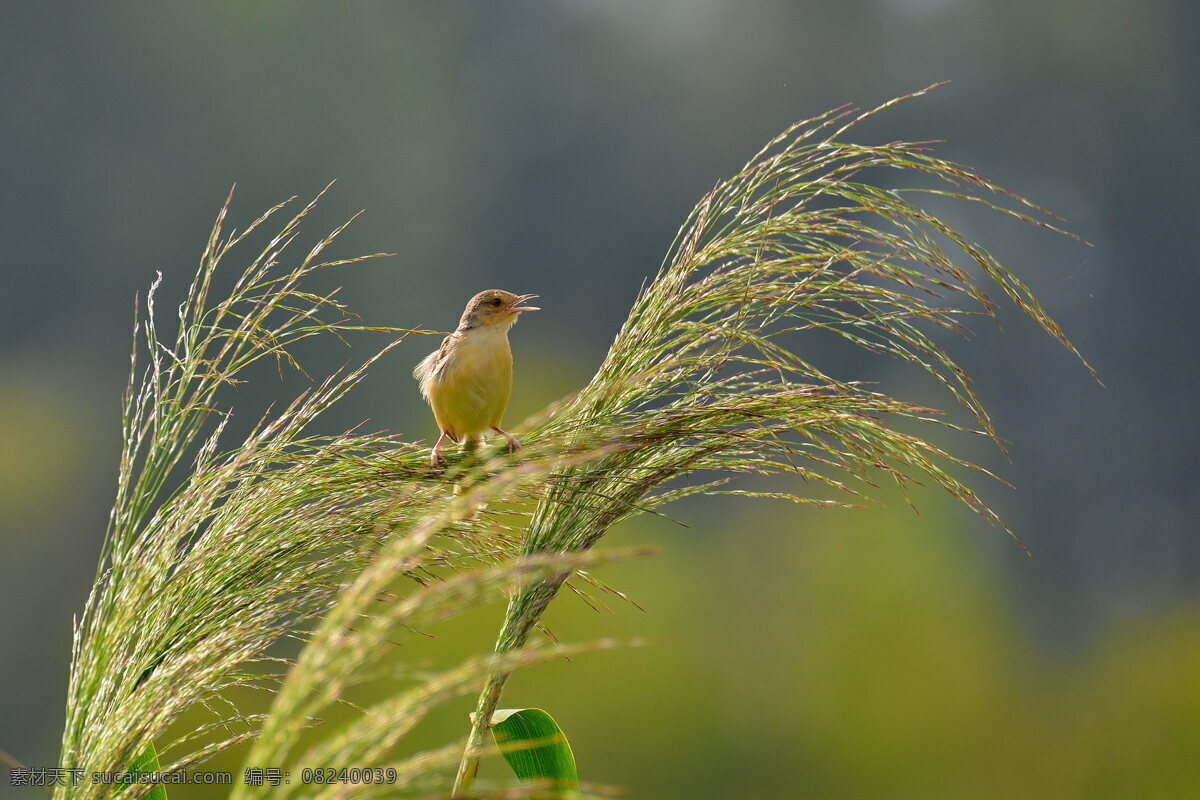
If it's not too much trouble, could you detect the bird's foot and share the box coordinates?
[492,426,520,453]
[430,431,453,468]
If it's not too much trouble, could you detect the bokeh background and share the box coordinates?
[3,1,1198,797]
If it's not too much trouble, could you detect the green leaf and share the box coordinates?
[124,742,168,800]
[488,708,579,797]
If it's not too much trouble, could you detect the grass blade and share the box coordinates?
[124,743,167,800]
[487,708,580,798]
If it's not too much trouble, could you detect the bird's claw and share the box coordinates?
[430,449,448,468]
[489,426,521,454]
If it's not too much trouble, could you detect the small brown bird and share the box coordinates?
[414,290,540,467]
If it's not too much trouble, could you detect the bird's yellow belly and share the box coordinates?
[428,331,512,441]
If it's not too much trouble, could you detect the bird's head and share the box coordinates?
[458,290,540,330]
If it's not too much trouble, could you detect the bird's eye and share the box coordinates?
[490,298,502,307]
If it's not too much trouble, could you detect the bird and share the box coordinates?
[414,289,540,467]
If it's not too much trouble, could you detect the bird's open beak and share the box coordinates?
[508,294,540,312]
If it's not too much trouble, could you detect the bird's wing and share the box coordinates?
[413,333,458,398]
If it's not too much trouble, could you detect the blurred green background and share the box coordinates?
[2,1,1197,797]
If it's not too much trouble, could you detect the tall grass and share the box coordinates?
[52,86,1085,799]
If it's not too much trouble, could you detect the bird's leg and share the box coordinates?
[431,431,451,467]
[490,426,521,453]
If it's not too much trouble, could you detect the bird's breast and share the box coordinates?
[446,327,512,381]
[428,328,513,437]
